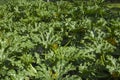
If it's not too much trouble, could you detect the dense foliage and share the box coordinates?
[0,0,120,80]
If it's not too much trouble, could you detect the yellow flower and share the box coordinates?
[51,43,58,50]
[106,37,117,46]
